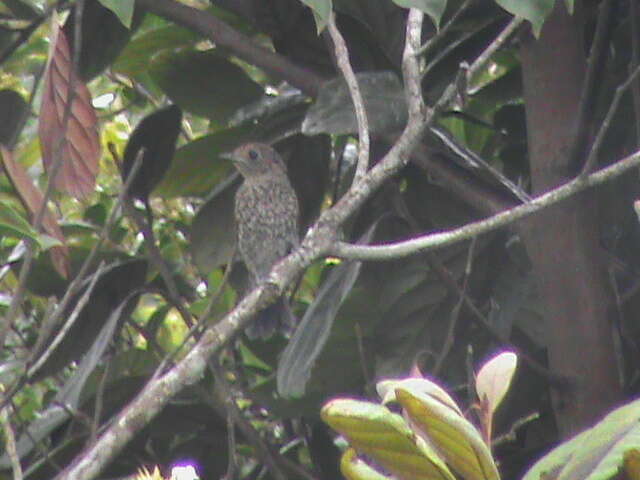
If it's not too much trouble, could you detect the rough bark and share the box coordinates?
[519,1,622,436]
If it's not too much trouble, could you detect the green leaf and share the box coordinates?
[302,71,407,135]
[190,181,237,274]
[299,0,333,32]
[493,0,554,37]
[340,448,393,480]
[154,125,253,198]
[396,388,500,480]
[97,0,134,28]
[523,398,640,480]
[321,398,457,480]
[63,0,142,81]
[112,26,199,79]
[277,224,375,398]
[149,50,264,125]
[475,351,518,418]
[0,200,61,249]
[392,0,447,28]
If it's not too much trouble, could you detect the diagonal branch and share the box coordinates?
[136,0,323,97]
[331,148,640,261]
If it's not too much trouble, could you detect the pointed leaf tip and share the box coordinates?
[39,24,100,200]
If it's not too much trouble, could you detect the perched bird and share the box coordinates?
[226,142,299,338]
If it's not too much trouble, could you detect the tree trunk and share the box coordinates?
[519,1,622,436]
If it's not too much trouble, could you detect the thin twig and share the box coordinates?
[27,261,106,379]
[327,12,370,184]
[136,0,323,97]
[417,0,476,57]
[123,198,194,327]
[0,156,144,411]
[433,238,476,375]
[2,1,85,345]
[152,254,235,381]
[630,0,640,145]
[568,0,616,172]
[0,395,23,480]
[354,323,371,387]
[91,355,112,443]
[580,64,640,176]
[223,408,236,480]
[332,147,640,261]
[492,412,539,447]
[0,0,69,65]
[210,361,289,480]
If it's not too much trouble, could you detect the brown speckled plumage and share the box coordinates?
[230,143,299,338]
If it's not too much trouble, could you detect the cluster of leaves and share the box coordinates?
[322,352,640,480]
[0,0,640,479]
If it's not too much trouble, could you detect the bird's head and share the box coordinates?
[223,142,287,179]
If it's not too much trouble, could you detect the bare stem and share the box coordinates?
[327,11,370,184]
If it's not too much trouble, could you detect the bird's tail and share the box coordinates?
[246,297,295,340]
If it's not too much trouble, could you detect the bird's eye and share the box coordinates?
[248,149,259,161]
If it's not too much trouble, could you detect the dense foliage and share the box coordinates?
[1,0,640,479]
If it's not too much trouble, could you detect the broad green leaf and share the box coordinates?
[322,398,456,480]
[154,125,252,198]
[112,26,199,78]
[97,0,134,27]
[299,0,332,32]
[396,388,500,480]
[475,351,517,418]
[341,448,393,480]
[189,180,237,274]
[302,71,406,135]
[493,0,554,37]
[121,105,182,201]
[523,398,640,480]
[149,50,263,124]
[391,0,447,28]
[277,224,376,398]
[63,0,141,81]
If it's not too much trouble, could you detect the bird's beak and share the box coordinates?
[220,151,235,162]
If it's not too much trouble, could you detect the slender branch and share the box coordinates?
[580,64,640,176]
[135,0,323,97]
[331,148,640,260]
[210,361,289,480]
[630,0,640,145]
[123,199,194,327]
[417,0,476,57]
[0,0,69,66]
[433,238,476,375]
[27,262,105,378]
[568,0,616,173]
[0,396,22,480]
[327,12,370,184]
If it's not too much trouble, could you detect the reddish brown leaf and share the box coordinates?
[39,24,100,200]
[0,145,70,278]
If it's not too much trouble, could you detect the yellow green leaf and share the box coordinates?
[396,388,500,480]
